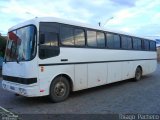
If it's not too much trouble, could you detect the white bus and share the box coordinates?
[2,17,157,102]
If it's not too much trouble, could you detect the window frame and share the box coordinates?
[143,39,150,51]
[39,22,60,59]
[86,29,97,48]
[38,22,156,52]
[74,28,86,47]
[60,24,86,48]
[149,41,156,51]
[60,24,74,46]
[86,29,106,48]
[96,31,106,48]
[106,32,121,49]
[121,35,134,50]
[106,32,114,49]
[6,24,37,62]
[39,22,60,46]
[133,37,142,50]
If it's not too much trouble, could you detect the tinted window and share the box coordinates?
[150,41,156,51]
[121,36,128,49]
[127,37,132,49]
[106,33,120,49]
[106,33,114,48]
[39,23,59,46]
[143,40,149,50]
[87,30,97,47]
[40,32,58,46]
[74,28,85,46]
[39,23,60,59]
[137,39,142,50]
[133,38,138,49]
[121,36,132,49]
[39,32,59,59]
[133,38,142,50]
[97,32,105,48]
[61,26,74,45]
[114,34,120,48]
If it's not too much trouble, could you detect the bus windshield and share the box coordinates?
[5,25,36,62]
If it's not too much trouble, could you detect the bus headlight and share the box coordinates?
[2,83,6,89]
[19,88,27,95]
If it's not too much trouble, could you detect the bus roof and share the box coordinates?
[9,17,154,41]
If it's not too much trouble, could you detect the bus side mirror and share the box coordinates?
[40,34,45,44]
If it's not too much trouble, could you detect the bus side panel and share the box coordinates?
[107,62,122,83]
[148,60,157,74]
[74,64,88,91]
[87,63,107,88]
[141,60,157,75]
[121,61,135,80]
[140,61,150,75]
[38,65,75,96]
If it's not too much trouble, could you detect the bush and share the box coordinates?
[0,56,3,70]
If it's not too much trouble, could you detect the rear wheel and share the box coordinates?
[134,67,142,81]
[49,76,70,102]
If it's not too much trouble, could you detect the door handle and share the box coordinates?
[61,59,68,62]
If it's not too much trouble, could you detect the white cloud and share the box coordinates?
[119,27,132,33]
[101,0,160,38]
[91,0,106,6]
[106,9,134,25]
[0,0,160,39]
[151,13,160,24]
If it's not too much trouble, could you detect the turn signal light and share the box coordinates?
[41,66,44,72]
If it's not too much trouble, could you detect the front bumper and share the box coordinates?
[2,80,41,97]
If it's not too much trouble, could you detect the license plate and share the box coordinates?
[10,86,15,90]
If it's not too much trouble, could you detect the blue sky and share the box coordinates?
[0,0,160,40]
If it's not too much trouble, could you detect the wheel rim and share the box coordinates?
[136,68,142,80]
[54,82,66,97]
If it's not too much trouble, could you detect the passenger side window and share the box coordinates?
[87,30,97,47]
[106,33,114,48]
[127,37,132,49]
[61,26,74,45]
[133,38,138,50]
[121,36,128,49]
[114,34,120,49]
[39,22,60,59]
[143,40,149,50]
[40,32,58,46]
[150,41,156,51]
[74,28,85,46]
[97,32,105,48]
[106,33,120,49]
[60,25,86,46]
[137,39,142,50]
[121,36,132,49]
[133,38,142,50]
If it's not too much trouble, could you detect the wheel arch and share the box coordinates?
[137,65,143,75]
[50,74,73,92]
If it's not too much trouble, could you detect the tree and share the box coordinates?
[0,36,7,57]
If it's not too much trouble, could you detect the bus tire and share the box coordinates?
[134,67,142,81]
[49,76,70,102]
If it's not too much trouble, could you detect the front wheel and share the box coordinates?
[49,77,70,102]
[134,67,142,81]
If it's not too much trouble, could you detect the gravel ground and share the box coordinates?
[0,64,160,116]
